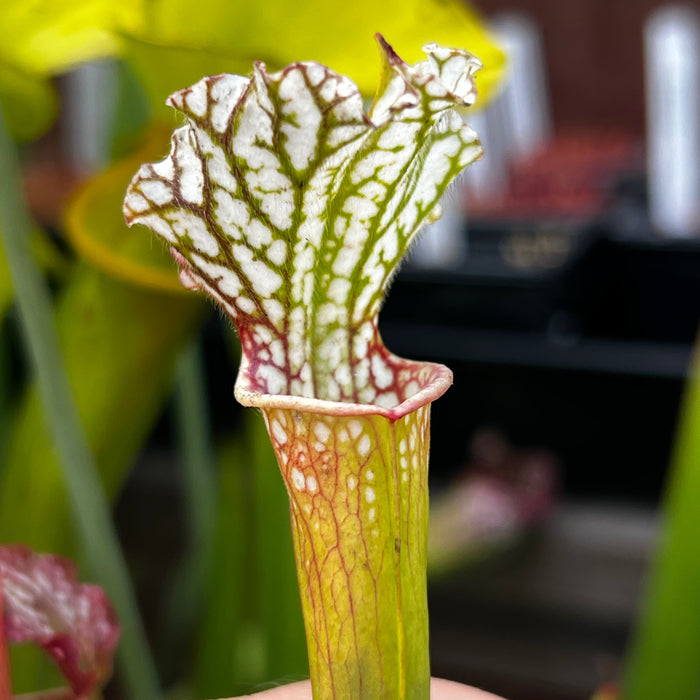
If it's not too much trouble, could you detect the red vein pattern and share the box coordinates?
[264,402,431,698]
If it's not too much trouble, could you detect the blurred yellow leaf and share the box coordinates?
[0,1,139,76]
[0,240,11,321]
[0,63,56,142]
[125,0,504,121]
[0,0,140,140]
[1,0,502,140]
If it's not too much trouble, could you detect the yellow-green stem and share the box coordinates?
[262,403,432,699]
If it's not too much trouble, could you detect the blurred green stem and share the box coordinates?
[622,335,700,700]
[0,319,10,470]
[176,339,217,565]
[0,106,160,699]
[192,409,307,698]
[192,437,250,697]
[158,338,218,675]
[248,411,307,682]
[0,243,11,321]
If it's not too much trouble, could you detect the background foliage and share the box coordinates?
[0,2,504,697]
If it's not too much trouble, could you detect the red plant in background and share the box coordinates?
[0,565,10,700]
[0,546,120,700]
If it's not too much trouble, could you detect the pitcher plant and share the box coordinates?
[124,35,483,699]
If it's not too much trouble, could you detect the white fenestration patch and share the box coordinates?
[290,241,316,308]
[343,194,378,221]
[405,380,420,398]
[247,219,273,248]
[245,166,290,194]
[332,246,361,278]
[357,435,371,457]
[317,303,340,326]
[191,254,242,297]
[125,191,149,214]
[232,244,282,296]
[306,63,326,87]
[306,475,319,493]
[374,226,399,265]
[184,83,208,117]
[152,157,175,180]
[370,72,416,126]
[377,126,407,152]
[291,468,306,491]
[334,364,351,387]
[352,334,369,362]
[287,306,308,376]
[371,354,393,390]
[269,339,285,366]
[267,239,287,266]
[262,365,287,394]
[375,392,398,409]
[139,179,172,206]
[255,326,273,345]
[271,419,287,445]
[365,487,376,504]
[232,97,275,171]
[279,67,322,172]
[352,261,386,324]
[358,385,377,404]
[313,422,331,443]
[354,358,370,390]
[317,329,345,375]
[348,420,363,439]
[262,299,284,327]
[177,139,205,206]
[327,277,351,305]
[133,214,176,243]
[170,211,219,256]
[214,189,248,234]
[210,75,250,133]
[260,189,294,232]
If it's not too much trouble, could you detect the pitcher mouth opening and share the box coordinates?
[234,352,453,422]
